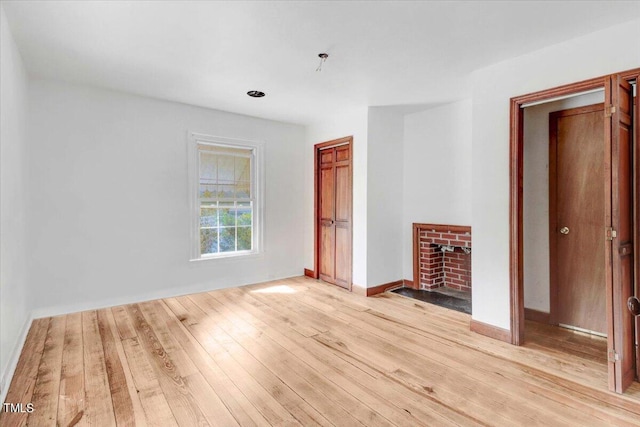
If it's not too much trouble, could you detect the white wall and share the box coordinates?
[523,91,604,312]
[0,5,31,397]
[402,100,473,280]
[367,107,404,286]
[304,107,369,286]
[26,79,306,317]
[471,19,640,330]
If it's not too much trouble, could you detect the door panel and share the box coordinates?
[336,146,349,162]
[335,225,350,286]
[606,75,635,393]
[335,165,350,222]
[551,104,606,335]
[320,167,334,220]
[319,224,335,280]
[320,150,333,164]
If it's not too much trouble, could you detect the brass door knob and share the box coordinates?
[560,227,570,235]
[628,297,640,316]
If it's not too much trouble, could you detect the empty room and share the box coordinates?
[1,1,640,426]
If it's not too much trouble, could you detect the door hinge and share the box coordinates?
[608,349,619,363]
[606,227,617,241]
[605,105,616,118]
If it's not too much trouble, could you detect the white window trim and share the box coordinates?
[188,132,265,261]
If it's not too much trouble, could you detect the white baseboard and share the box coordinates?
[31,272,303,319]
[2,272,302,403]
[1,314,34,405]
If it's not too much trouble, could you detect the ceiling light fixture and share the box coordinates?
[247,90,266,98]
[316,53,329,72]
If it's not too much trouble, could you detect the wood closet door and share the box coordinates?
[605,74,635,393]
[550,103,606,335]
[318,144,352,289]
[635,74,640,385]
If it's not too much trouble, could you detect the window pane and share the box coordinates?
[237,226,252,250]
[219,203,235,226]
[200,229,218,254]
[235,156,250,182]
[236,181,250,199]
[237,202,252,226]
[199,152,218,180]
[195,142,256,258]
[200,184,216,199]
[218,155,235,183]
[219,227,236,252]
[200,206,218,227]
[218,184,235,198]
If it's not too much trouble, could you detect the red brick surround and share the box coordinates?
[412,223,471,292]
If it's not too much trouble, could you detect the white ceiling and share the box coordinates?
[4,1,639,125]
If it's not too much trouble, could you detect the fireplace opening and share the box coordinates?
[392,223,472,314]
[416,225,471,291]
[422,243,472,292]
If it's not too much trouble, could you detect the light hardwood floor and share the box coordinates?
[1,276,639,426]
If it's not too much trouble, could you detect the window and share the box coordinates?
[189,133,263,260]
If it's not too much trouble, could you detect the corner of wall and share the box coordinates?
[1,4,33,404]
[0,315,33,404]
[366,107,405,287]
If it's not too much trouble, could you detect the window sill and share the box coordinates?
[189,251,262,263]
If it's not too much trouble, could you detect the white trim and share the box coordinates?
[189,254,263,263]
[190,250,258,262]
[520,87,604,108]
[30,272,302,320]
[0,314,34,404]
[316,141,350,150]
[187,132,265,261]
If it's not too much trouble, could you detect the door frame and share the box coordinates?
[509,67,639,347]
[510,69,640,394]
[313,136,353,290]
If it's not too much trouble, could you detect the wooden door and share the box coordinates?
[316,139,352,289]
[550,104,606,335]
[605,74,635,393]
[635,75,640,383]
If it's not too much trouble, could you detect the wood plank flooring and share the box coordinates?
[2,276,639,426]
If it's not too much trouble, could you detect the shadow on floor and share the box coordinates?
[391,287,472,314]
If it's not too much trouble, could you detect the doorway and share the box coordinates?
[314,136,353,290]
[510,69,640,394]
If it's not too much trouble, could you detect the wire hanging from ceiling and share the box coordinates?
[316,53,329,72]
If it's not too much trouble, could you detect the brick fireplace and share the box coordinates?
[412,223,471,292]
